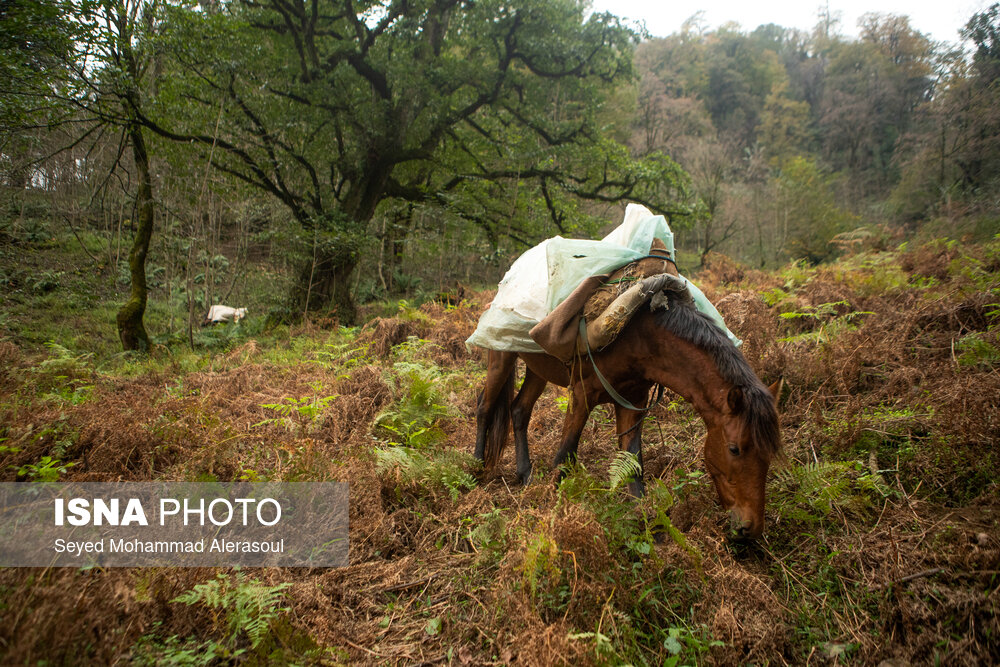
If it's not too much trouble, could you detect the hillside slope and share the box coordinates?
[0,237,997,665]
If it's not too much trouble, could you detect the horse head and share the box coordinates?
[702,379,783,540]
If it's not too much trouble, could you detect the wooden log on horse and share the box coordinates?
[583,273,689,351]
[582,237,677,322]
[471,278,782,541]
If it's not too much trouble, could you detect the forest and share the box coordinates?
[0,0,998,664]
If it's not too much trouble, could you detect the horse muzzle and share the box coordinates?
[728,509,763,541]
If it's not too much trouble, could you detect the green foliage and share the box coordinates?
[131,623,259,667]
[778,300,850,320]
[634,14,948,266]
[318,337,373,371]
[647,479,702,570]
[34,341,93,379]
[773,158,859,263]
[151,0,691,318]
[660,626,726,666]
[761,287,792,308]
[374,446,478,501]
[837,405,931,464]
[192,323,246,352]
[0,442,22,456]
[948,252,999,289]
[24,419,79,463]
[375,361,455,448]
[779,259,816,290]
[771,461,892,526]
[31,270,63,294]
[556,460,680,562]
[567,630,615,660]
[955,332,1000,368]
[0,0,78,128]
[424,616,442,636]
[778,301,874,344]
[847,259,918,296]
[43,383,94,406]
[607,450,643,491]
[16,455,75,482]
[521,525,562,603]
[171,571,292,651]
[568,599,721,665]
[131,630,237,667]
[464,508,509,568]
[255,381,338,434]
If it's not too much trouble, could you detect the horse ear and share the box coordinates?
[727,386,745,414]
[767,376,784,403]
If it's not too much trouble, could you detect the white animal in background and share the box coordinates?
[204,305,248,325]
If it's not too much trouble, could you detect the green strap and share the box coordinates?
[602,276,639,285]
[577,317,648,412]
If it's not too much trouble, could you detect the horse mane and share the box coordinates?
[651,284,782,460]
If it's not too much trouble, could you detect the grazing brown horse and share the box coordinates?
[473,282,782,540]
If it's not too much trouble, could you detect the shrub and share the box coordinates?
[374,361,455,448]
[171,571,292,650]
[374,446,478,501]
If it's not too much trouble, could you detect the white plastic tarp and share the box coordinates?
[466,204,740,353]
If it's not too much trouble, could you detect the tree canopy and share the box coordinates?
[127,0,694,318]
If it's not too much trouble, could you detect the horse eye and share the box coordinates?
[728,444,740,456]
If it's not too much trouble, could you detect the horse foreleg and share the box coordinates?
[474,350,517,463]
[552,386,592,479]
[511,368,547,485]
[614,404,646,497]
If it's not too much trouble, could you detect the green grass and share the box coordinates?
[0,213,296,363]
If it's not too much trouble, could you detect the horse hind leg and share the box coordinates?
[474,350,517,470]
[511,368,547,485]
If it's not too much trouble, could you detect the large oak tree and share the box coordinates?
[144,0,693,322]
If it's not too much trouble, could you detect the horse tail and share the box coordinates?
[482,357,516,472]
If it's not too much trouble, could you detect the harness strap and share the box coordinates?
[601,254,678,286]
[615,384,664,438]
[578,317,664,418]
[641,252,678,268]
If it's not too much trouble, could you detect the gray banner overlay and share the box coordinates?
[0,482,348,567]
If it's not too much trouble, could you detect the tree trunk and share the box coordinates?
[290,233,359,324]
[387,206,414,291]
[286,167,388,322]
[116,124,154,352]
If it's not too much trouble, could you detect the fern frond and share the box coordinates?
[171,573,291,650]
[375,446,477,501]
[608,450,642,491]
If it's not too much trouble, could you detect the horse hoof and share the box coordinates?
[517,464,533,486]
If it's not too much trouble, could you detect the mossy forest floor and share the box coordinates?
[1,226,998,665]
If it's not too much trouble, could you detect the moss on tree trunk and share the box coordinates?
[116,124,153,352]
